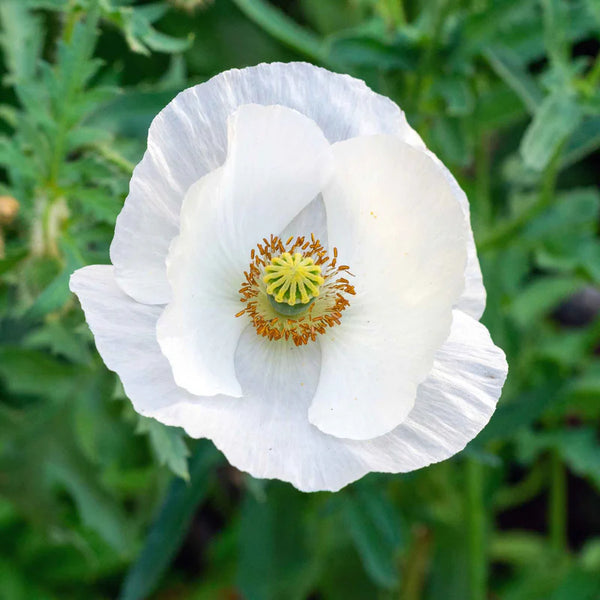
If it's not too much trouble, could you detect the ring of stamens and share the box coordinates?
[236,234,355,346]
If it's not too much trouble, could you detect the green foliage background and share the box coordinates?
[0,0,599,598]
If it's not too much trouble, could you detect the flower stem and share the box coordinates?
[549,449,567,554]
[401,525,431,600]
[466,458,486,600]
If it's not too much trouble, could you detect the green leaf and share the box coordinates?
[88,88,179,138]
[558,430,600,489]
[136,416,190,481]
[24,237,84,320]
[119,442,220,600]
[0,0,43,84]
[517,428,600,489]
[560,116,600,168]
[522,187,600,243]
[509,276,584,327]
[435,77,475,116]
[474,384,559,445]
[429,116,472,167]
[520,92,583,171]
[484,45,543,113]
[238,483,319,600]
[230,0,328,63]
[458,0,537,59]
[426,523,470,600]
[23,320,92,364]
[547,569,600,600]
[0,347,83,400]
[327,32,417,71]
[341,486,404,589]
[47,442,134,555]
[476,84,528,131]
[0,248,28,277]
[541,0,571,69]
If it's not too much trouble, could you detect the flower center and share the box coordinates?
[236,235,355,345]
[263,252,325,317]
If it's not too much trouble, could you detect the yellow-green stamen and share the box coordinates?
[263,252,325,306]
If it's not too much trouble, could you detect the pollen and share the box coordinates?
[236,234,355,346]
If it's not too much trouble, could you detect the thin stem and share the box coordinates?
[466,458,486,600]
[549,450,567,554]
[401,525,431,600]
[96,144,135,175]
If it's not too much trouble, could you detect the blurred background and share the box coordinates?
[1,1,599,599]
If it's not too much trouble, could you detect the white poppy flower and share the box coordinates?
[70,62,508,492]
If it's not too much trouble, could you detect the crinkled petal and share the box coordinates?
[110,62,422,305]
[69,265,195,415]
[352,310,507,475]
[202,311,506,491]
[156,104,331,397]
[69,266,506,492]
[311,135,468,440]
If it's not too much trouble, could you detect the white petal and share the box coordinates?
[70,267,505,491]
[214,104,332,264]
[311,135,469,440]
[352,310,508,473]
[280,194,328,247]
[184,312,506,491]
[69,265,196,415]
[156,104,331,397]
[155,168,245,397]
[110,62,422,305]
[69,265,357,491]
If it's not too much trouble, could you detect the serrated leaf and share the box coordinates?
[23,321,92,365]
[0,0,43,84]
